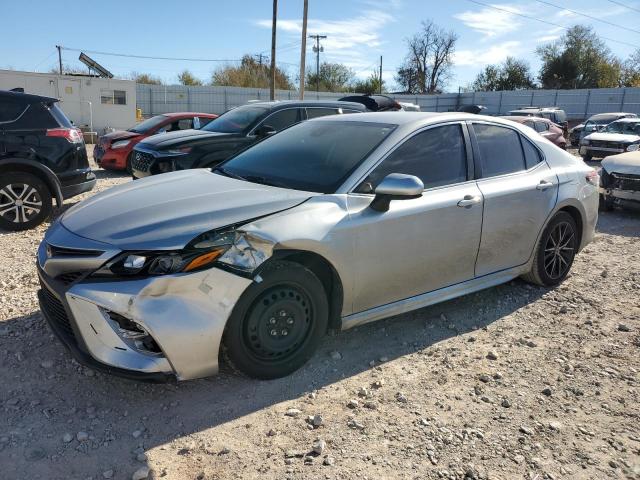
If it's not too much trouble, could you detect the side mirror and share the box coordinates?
[255,124,276,137]
[370,173,424,212]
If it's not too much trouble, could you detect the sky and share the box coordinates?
[1,0,639,92]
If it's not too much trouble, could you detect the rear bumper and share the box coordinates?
[60,172,96,200]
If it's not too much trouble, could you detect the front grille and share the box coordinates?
[590,141,623,150]
[40,281,76,343]
[611,173,640,191]
[132,151,154,172]
[48,244,103,257]
[55,272,85,285]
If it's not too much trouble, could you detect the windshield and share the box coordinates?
[214,120,396,193]
[202,106,268,134]
[604,121,640,135]
[128,115,167,133]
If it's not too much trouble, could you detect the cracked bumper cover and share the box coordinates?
[39,265,253,381]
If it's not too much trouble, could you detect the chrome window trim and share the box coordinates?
[345,120,472,195]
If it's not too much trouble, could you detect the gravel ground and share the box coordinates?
[1,147,639,480]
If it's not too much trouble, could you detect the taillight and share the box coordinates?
[586,170,599,186]
[46,127,84,144]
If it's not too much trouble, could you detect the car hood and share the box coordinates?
[584,132,640,143]
[60,169,315,250]
[139,129,236,149]
[101,130,140,142]
[602,151,640,176]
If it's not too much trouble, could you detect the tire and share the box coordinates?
[600,194,615,212]
[522,212,578,287]
[125,152,134,175]
[222,260,328,379]
[581,154,592,162]
[0,172,52,231]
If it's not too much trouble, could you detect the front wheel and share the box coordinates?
[522,212,578,287]
[125,152,134,174]
[0,173,52,231]
[222,260,328,379]
[600,194,615,212]
[581,154,592,162]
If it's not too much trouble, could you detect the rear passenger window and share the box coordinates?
[522,137,542,169]
[262,109,301,131]
[357,124,467,192]
[306,108,339,119]
[534,122,548,133]
[0,101,26,123]
[473,124,525,177]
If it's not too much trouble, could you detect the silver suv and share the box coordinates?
[37,113,599,381]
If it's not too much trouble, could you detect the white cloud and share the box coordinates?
[454,4,523,38]
[453,41,523,66]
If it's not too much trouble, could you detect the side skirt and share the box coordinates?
[341,266,527,331]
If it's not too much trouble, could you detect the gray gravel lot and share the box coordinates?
[0,147,639,480]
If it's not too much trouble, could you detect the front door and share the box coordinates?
[470,122,558,276]
[348,123,484,313]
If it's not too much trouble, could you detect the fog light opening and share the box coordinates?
[103,310,164,356]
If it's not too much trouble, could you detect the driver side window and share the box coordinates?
[356,124,468,193]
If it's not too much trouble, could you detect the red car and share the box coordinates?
[503,116,567,149]
[94,112,218,172]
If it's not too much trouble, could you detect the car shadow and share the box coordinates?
[92,168,132,181]
[596,208,640,238]
[0,278,546,478]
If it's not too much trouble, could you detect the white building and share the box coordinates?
[0,69,136,134]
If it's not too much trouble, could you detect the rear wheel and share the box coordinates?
[0,173,52,231]
[223,260,328,379]
[522,212,578,287]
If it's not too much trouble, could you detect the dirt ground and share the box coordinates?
[0,148,638,480]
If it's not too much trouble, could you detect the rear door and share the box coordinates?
[470,122,558,276]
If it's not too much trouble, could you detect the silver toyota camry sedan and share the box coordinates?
[37,112,598,381]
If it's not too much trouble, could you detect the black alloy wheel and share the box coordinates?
[223,260,328,379]
[0,173,52,231]
[522,211,577,287]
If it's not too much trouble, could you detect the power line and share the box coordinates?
[60,47,243,63]
[533,0,640,35]
[606,0,640,13]
[463,0,640,49]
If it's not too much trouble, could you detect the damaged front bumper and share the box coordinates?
[37,224,254,381]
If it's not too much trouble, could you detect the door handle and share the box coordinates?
[536,180,554,191]
[457,195,482,208]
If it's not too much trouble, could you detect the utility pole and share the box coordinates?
[379,55,383,94]
[56,45,62,75]
[299,0,308,100]
[309,34,326,92]
[269,0,278,101]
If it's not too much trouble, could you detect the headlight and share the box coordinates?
[581,139,590,146]
[111,140,131,149]
[165,146,192,155]
[95,230,272,278]
[626,142,639,152]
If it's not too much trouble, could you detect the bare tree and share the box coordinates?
[395,20,457,94]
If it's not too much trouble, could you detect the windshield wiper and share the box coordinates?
[213,166,246,181]
[241,175,288,189]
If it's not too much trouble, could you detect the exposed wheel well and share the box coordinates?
[268,250,343,332]
[557,205,583,249]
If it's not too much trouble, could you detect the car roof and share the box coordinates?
[588,112,636,121]
[608,116,640,123]
[0,89,58,104]
[240,100,367,111]
[162,112,218,118]
[310,111,515,127]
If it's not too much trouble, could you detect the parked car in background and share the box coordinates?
[502,116,567,149]
[579,118,640,161]
[600,150,640,210]
[0,90,95,231]
[571,112,637,146]
[131,100,366,179]
[339,94,402,112]
[458,105,487,114]
[398,101,420,112]
[508,107,568,133]
[37,112,598,381]
[94,112,218,173]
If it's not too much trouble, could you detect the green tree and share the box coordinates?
[473,57,535,91]
[352,71,384,94]
[177,70,203,86]
[305,62,355,92]
[211,55,293,89]
[130,72,162,85]
[537,25,619,88]
[621,48,640,87]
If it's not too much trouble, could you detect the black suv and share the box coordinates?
[131,100,366,179]
[0,90,95,231]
